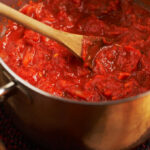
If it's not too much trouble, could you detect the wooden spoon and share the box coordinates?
[0,2,103,67]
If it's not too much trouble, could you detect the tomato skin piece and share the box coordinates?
[118,72,130,80]
[1,0,150,102]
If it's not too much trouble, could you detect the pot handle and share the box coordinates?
[0,81,16,101]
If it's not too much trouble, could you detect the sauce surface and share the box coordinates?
[1,0,150,102]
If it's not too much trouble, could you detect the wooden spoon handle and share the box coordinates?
[0,2,83,56]
[0,3,63,42]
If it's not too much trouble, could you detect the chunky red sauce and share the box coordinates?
[1,0,150,102]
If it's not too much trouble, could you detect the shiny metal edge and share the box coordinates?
[0,81,16,96]
[0,58,148,106]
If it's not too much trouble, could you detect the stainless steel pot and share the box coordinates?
[1,0,150,149]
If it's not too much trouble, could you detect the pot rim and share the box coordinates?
[0,58,148,106]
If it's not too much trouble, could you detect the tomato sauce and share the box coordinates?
[1,0,150,102]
